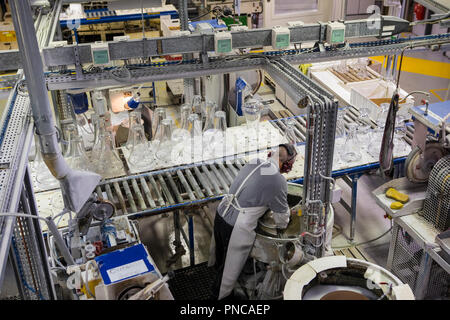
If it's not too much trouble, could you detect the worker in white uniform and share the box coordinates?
[208,144,298,300]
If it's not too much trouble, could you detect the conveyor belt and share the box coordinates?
[93,159,244,218]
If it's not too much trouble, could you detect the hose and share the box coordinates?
[332,220,393,250]
[84,260,97,299]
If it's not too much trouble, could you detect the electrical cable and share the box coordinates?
[190,9,214,22]
[332,220,393,250]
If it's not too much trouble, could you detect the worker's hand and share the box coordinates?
[290,208,298,216]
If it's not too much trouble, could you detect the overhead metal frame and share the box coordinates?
[43,33,450,91]
[413,0,450,13]
[0,15,411,72]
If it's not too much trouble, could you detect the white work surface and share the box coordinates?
[123,120,287,174]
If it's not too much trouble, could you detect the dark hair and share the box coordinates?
[279,143,297,158]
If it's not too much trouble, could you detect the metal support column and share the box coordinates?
[339,173,362,242]
[188,214,195,266]
[350,175,359,241]
[179,0,195,104]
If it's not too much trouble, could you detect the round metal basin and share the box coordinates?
[284,257,414,300]
[250,183,334,265]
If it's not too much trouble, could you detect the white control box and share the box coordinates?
[326,21,346,45]
[91,41,110,66]
[214,31,233,54]
[49,40,68,48]
[230,25,248,32]
[272,26,291,50]
[113,35,130,42]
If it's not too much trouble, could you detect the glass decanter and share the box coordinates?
[128,123,153,170]
[357,107,372,151]
[242,98,262,141]
[152,107,167,143]
[191,95,202,114]
[188,113,203,160]
[155,118,175,162]
[356,58,368,78]
[94,130,123,178]
[206,111,228,158]
[125,109,143,150]
[64,124,91,171]
[341,122,362,163]
[172,104,192,144]
[202,101,217,135]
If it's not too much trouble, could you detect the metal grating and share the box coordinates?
[0,170,11,212]
[0,93,30,166]
[390,223,424,291]
[426,260,450,299]
[422,155,450,231]
[167,262,217,300]
[12,210,51,300]
[389,221,450,300]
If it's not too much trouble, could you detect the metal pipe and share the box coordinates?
[105,184,115,204]
[218,163,234,184]
[193,166,214,197]
[139,177,157,208]
[10,0,100,213]
[226,162,239,178]
[46,0,63,47]
[122,180,137,213]
[209,164,229,193]
[157,175,175,205]
[165,172,184,204]
[131,179,147,211]
[201,165,222,194]
[184,168,205,199]
[45,217,75,266]
[188,214,195,266]
[113,181,128,214]
[10,1,62,143]
[176,170,196,201]
[148,175,165,206]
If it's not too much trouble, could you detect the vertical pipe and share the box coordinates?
[350,175,358,241]
[188,214,195,266]
[45,217,75,266]
[10,1,101,214]
[10,1,62,140]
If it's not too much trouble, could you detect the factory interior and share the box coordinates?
[0,0,449,302]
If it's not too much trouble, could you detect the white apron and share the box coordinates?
[209,160,276,299]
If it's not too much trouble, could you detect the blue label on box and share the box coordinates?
[94,244,155,285]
